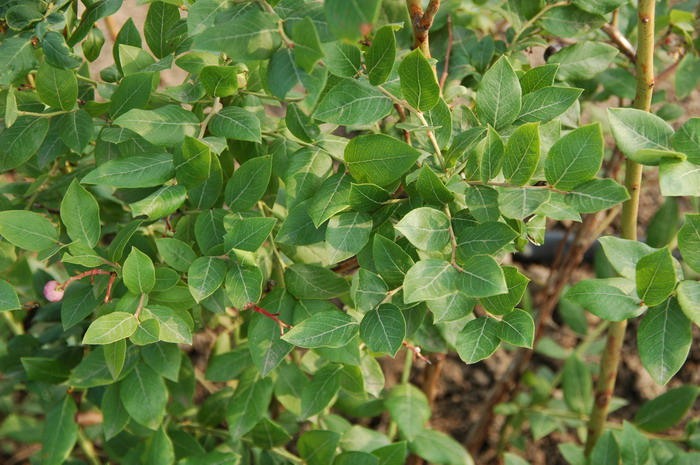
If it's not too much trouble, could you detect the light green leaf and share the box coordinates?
[300,363,343,418]
[373,235,415,288]
[455,222,517,263]
[638,298,691,385]
[517,86,582,124]
[565,279,644,321]
[386,384,430,441]
[283,310,359,348]
[476,56,521,130]
[188,257,227,303]
[321,41,361,78]
[366,25,396,86]
[285,264,349,299]
[636,247,676,307]
[608,108,674,165]
[82,152,174,188]
[395,207,450,252]
[156,238,196,272]
[0,280,21,312]
[323,0,381,41]
[498,187,550,220]
[564,178,629,213]
[403,259,459,303]
[0,210,58,252]
[545,123,603,191]
[352,269,389,312]
[36,61,77,111]
[360,304,405,356]
[193,9,281,62]
[458,256,507,298]
[416,166,453,205]
[676,280,700,326]
[519,64,558,94]
[123,247,156,294]
[598,236,656,279]
[480,126,505,183]
[620,422,649,465]
[113,105,200,147]
[539,5,605,37]
[345,133,420,186]
[399,49,440,112]
[548,41,618,81]
[110,71,153,118]
[314,78,393,126]
[308,171,352,227]
[142,305,193,344]
[562,355,592,415]
[130,185,187,220]
[224,216,276,253]
[456,317,500,364]
[503,122,540,186]
[410,429,474,465]
[83,312,138,345]
[498,309,534,348]
[249,290,295,376]
[635,385,700,433]
[325,212,373,264]
[209,106,262,142]
[659,159,700,197]
[0,116,49,172]
[672,117,700,164]
[293,16,324,72]
[226,262,263,308]
[176,136,211,190]
[225,155,272,211]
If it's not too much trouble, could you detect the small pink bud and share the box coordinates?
[44,280,65,302]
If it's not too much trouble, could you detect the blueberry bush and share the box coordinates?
[1,0,700,464]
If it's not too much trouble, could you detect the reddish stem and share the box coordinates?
[246,304,292,335]
[104,273,117,304]
[60,269,112,290]
[403,341,431,364]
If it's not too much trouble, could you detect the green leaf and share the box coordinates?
[120,361,168,430]
[539,5,605,37]
[298,430,341,465]
[81,152,174,187]
[548,41,618,81]
[620,422,649,465]
[598,236,656,279]
[275,199,326,246]
[636,248,676,307]
[0,280,20,312]
[373,235,415,288]
[61,283,100,329]
[352,269,389,312]
[41,396,78,465]
[360,304,406,356]
[102,384,129,439]
[480,127,505,184]
[283,310,358,348]
[142,343,180,382]
[123,247,156,294]
[675,53,700,99]
[188,257,226,303]
[502,122,540,186]
[564,178,629,213]
[516,86,582,124]
[0,38,36,85]
[143,427,175,465]
[36,61,77,111]
[428,290,475,322]
[130,185,187,220]
[399,49,440,112]
[314,78,393,126]
[0,210,58,252]
[373,442,407,465]
[445,127,487,167]
[562,355,592,414]
[409,429,473,465]
[395,207,450,252]
[677,280,700,326]
[416,166,453,205]
[322,41,361,78]
[286,103,320,143]
[456,317,500,364]
[308,171,352,227]
[156,238,196,272]
[225,262,263,308]
[83,312,138,345]
[110,71,153,118]
[249,290,294,376]
[608,108,674,165]
[224,216,276,253]
[104,339,126,379]
[672,118,700,164]
[465,185,500,222]
[565,279,644,321]
[177,136,211,190]
[300,363,343,418]
[225,155,272,211]
[210,106,262,142]
[193,9,281,62]
[113,105,199,147]
[0,116,49,172]
[58,110,93,154]
[571,0,627,15]
[68,0,122,47]
[519,64,558,94]
[200,65,238,97]
[293,16,324,73]
[679,214,700,274]
[326,212,373,264]
[635,385,700,433]
[334,451,379,465]
[545,123,603,191]
[659,159,700,197]
[119,44,156,75]
[458,255,508,298]
[589,430,619,465]
[386,384,430,441]
[498,309,534,348]
[144,1,180,58]
[285,264,349,299]
[476,56,521,130]
[366,25,396,86]
[455,222,517,262]
[323,0,381,41]
[638,298,692,385]
[345,134,419,186]
[498,187,550,220]
[404,259,459,303]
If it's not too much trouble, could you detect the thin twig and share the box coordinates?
[439,14,453,91]
[198,97,220,138]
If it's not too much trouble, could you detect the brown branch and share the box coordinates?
[602,11,636,63]
[406,0,440,58]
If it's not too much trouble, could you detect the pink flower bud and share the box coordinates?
[44,280,64,302]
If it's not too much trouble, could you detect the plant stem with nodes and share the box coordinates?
[406,0,440,58]
[199,97,220,138]
[245,303,292,335]
[585,0,655,455]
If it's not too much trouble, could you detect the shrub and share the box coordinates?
[1,0,700,464]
